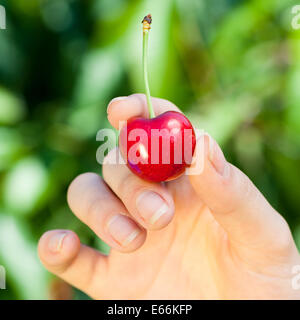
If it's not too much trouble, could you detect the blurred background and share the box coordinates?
[0,0,300,299]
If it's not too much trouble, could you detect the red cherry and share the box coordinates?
[119,111,196,182]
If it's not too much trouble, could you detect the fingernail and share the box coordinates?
[205,133,229,177]
[136,191,169,225]
[107,96,127,114]
[48,232,67,253]
[107,214,140,247]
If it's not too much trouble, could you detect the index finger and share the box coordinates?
[107,93,181,129]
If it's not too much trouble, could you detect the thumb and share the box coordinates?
[188,134,293,254]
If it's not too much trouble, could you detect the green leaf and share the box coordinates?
[0,88,25,125]
[0,214,48,299]
[3,157,49,216]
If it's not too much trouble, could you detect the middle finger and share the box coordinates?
[102,148,175,230]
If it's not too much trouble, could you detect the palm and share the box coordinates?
[92,176,296,300]
[98,176,211,299]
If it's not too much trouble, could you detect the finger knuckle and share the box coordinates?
[67,172,100,211]
[102,147,119,178]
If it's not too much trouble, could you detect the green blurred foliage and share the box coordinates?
[0,0,300,299]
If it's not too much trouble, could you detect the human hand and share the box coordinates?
[38,94,300,299]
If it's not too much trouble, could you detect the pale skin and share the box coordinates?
[38,94,300,299]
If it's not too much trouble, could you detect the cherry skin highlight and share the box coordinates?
[119,111,196,182]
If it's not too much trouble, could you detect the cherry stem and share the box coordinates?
[143,16,155,119]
